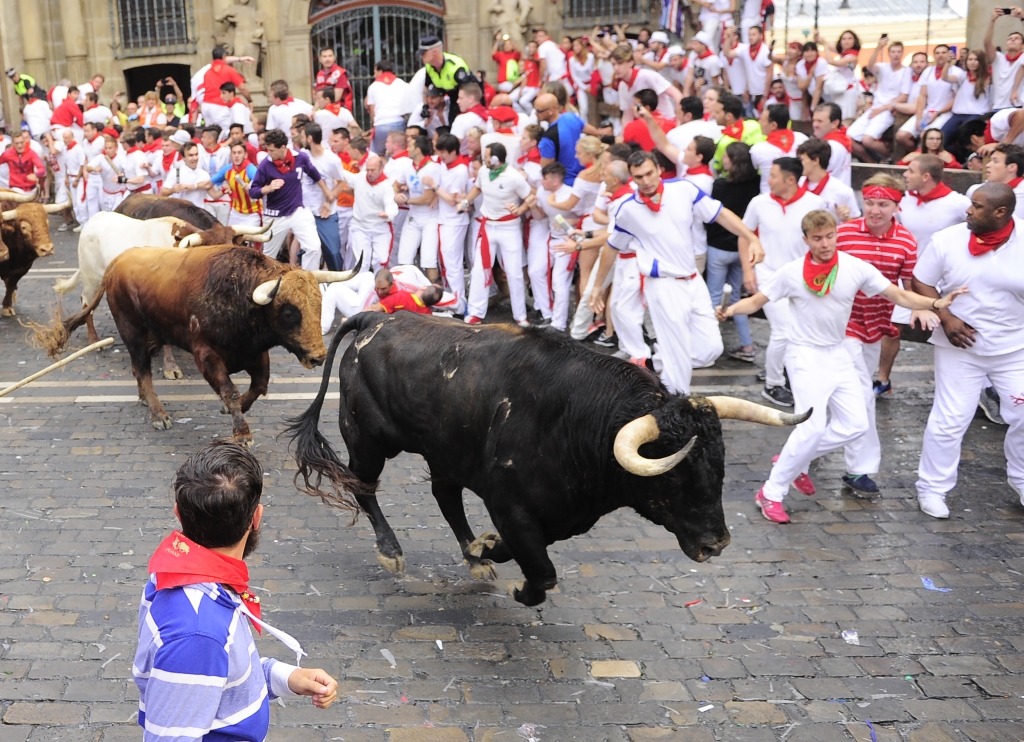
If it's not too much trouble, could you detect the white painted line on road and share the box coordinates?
[1,392,343,405]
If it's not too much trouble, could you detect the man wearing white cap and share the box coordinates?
[685,32,724,93]
[641,32,672,75]
[663,46,690,88]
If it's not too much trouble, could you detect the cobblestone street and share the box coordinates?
[0,223,1022,742]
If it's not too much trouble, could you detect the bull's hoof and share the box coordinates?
[220,403,230,414]
[163,365,184,380]
[467,560,498,581]
[0,306,15,317]
[232,432,254,449]
[468,532,501,558]
[150,416,172,431]
[507,579,548,607]
[377,551,405,574]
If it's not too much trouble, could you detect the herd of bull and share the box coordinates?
[4,194,812,606]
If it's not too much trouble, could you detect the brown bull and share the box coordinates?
[0,188,70,316]
[116,193,220,229]
[40,245,359,444]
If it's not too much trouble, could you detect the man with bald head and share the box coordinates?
[912,182,1024,519]
[534,92,586,184]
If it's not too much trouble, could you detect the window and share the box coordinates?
[110,0,196,58]
[563,0,651,30]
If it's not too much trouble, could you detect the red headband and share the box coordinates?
[862,186,903,203]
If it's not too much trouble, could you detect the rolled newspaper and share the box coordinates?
[720,284,732,312]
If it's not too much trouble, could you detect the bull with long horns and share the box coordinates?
[0,187,71,316]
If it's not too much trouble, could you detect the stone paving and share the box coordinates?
[0,221,1022,742]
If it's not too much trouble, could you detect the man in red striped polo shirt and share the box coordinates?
[836,174,918,497]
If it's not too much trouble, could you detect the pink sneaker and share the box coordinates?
[755,489,790,524]
[772,454,816,495]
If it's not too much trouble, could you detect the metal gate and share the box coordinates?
[310,1,446,129]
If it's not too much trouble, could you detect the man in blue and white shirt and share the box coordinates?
[134,442,337,741]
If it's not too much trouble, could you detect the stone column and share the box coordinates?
[17,0,47,82]
[58,0,89,83]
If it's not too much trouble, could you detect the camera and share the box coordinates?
[420,104,431,120]
[1004,7,1014,14]
[117,174,127,184]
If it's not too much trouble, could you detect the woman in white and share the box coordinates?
[773,42,806,122]
[569,37,596,123]
[940,50,992,146]
[817,29,862,120]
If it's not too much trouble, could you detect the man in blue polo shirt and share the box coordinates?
[534,92,586,185]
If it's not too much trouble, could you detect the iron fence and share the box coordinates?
[562,0,652,30]
[109,0,196,59]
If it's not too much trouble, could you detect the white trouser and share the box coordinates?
[349,223,394,273]
[227,210,263,228]
[898,112,953,135]
[99,188,126,212]
[261,207,322,271]
[550,242,574,331]
[577,90,589,122]
[917,345,1024,504]
[611,254,649,360]
[200,103,233,133]
[205,199,231,226]
[392,208,409,250]
[467,221,526,321]
[438,221,469,313]
[85,176,101,221]
[826,85,860,121]
[512,86,539,114]
[701,18,722,52]
[497,81,514,93]
[642,274,723,395]
[763,344,869,501]
[72,179,89,225]
[397,213,439,269]
[842,336,882,476]
[569,249,613,340]
[320,272,376,333]
[337,208,353,268]
[848,108,895,142]
[54,176,69,206]
[526,218,552,319]
[757,263,791,389]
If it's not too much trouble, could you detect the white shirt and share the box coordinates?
[607,180,723,278]
[408,100,451,138]
[122,149,150,189]
[82,134,105,164]
[721,50,747,95]
[796,57,829,95]
[450,111,487,155]
[437,161,470,226]
[569,52,595,89]
[383,154,413,190]
[946,66,992,116]
[266,98,314,143]
[64,142,86,185]
[824,139,852,186]
[991,50,1024,110]
[802,174,861,221]
[918,66,956,113]
[900,69,926,104]
[198,145,230,176]
[23,99,53,139]
[480,132,521,172]
[872,63,907,107]
[988,107,1024,146]
[474,166,531,220]
[303,149,345,215]
[762,252,891,348]
[743,190,828,270]
[738,42,772,97]
[83,106,112,126]
[687,52,723,87]
[50,85,69,109]
[666,118,723,156]
[313,106,355,135]
[95,152,128,194]
[77,82,96,104]
[538,39,568,82]
[365,79,410,125]
[163,162,211,208]
[400,158,443,220]
[536,184,581,233]
[749,134,808,194]
[618,68,676,120]
[898,189,971,258]
[337,169,399,229]
[914,220,1024,356]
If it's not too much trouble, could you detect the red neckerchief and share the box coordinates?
[357,152,369,169]
[687,164,712,177]
[413,155,432,172]
[841,50,859,58]
[1007,51,1023,63]
[376,71,397,84]
[721,120,744,140]
[463,103,489,120]
[823,126,853,153]
[231,163,249,175]
[967,71,978,82]
[391,150,410,160]
[148,531,262,632]
[517,147,541,166]
[143,140,162,153]
[271,149,295,174]
[610,183,633,201]
[652,48,667,62]
[637,181,664,212]
[911,70,922,83]
[66,141,77,151]
[162,151,178,171]
[446,155,470,170]
[909,181,952,205]
[806,173,830,195]
[770,185,807,213]
[126,146,139,154]
[615,67,641,89]
[277,96,295,106]
[366,171,387,186]
[934,65,943,80]
[803,250,839,296]
[204,144,220,155]
[1009,176,1024,189]
[748,42,763,60]
[766,129,795,153]
[697,49,714,60]
[338,150,352,165]
[324,102,343,116]
[969,220,1014,256]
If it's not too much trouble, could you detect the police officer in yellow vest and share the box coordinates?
[418,36,474,118]
[5,68,38,100]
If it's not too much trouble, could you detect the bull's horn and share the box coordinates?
[705,396,813,427]
[1,209,17,221]
[177,233,203,248]
[0,187,39,203]
[242,232,271,242]
[310,253,363,283]
[232,219,273,236]
[252,276,282,305]
[42,199,72,214]
[613,414,697,477]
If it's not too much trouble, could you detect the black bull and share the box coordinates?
[287,313,808,606]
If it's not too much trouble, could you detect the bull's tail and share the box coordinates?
[283,314,383,518]
[29,287,106,359]
[53,270,80,296]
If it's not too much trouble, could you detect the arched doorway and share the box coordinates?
[310,0,446,128]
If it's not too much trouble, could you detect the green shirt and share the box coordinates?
[713,119,766,176]
[161,100,187,119]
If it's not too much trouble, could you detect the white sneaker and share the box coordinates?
[918,494,950,519]
[72,225,83,233]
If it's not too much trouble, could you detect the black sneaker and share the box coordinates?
[535,317,553,328]
[761,385,794,407]
[756,369,767,382]
[593,331,617,347]
[842,474,880,498]
[978,386,1006,425]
